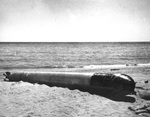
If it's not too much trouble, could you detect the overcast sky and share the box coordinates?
[0,0,150,42]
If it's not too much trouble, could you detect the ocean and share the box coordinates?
[0,42,150,69]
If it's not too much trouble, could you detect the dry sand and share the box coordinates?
[0,65,150,117]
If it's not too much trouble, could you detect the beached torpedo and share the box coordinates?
[3,72,135,96]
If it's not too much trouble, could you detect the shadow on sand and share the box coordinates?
[45,83,136,103]
[4,79,135,103]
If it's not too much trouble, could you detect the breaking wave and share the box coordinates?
[1,63,150,70]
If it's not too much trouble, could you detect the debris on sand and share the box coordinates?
[128,80,150,117]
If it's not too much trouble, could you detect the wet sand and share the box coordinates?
[0,65,150,117]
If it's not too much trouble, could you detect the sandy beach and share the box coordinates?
[0,64,150,117]
[1,0,150,116]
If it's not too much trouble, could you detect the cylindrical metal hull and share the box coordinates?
[3,72,135,96]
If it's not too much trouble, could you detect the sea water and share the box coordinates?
[0,42,150,69]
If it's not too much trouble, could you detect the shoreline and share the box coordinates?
[1,62,150,70]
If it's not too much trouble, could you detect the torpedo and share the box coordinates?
[3,72,135,96]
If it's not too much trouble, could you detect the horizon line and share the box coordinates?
[0,41,150,43]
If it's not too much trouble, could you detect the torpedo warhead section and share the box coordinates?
[91,73,136,95]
